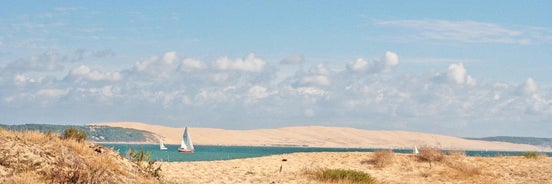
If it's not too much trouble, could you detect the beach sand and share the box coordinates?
[160,152,552,184]
[92,122,550,151]
[89,122,552,183]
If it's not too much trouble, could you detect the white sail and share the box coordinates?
[160,139,168,150]
[413,146,419,154]
[178,127,194,152]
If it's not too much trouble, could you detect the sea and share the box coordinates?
[100,144,552,162]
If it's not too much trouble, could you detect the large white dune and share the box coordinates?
[91,121,550,151]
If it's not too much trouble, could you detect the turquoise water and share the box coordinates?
[101,144,552,162]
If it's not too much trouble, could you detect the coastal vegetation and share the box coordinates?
[127,147,162,179]
[304,168,376,184]
[0,128,162,183]
[366,149,395,168]
[63,127,87,142]
[416,146,445,168]
[522,151,543,159]
[0,124,156,143]
[1,123,551,183]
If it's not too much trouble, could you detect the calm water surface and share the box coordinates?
[100,144,551,162]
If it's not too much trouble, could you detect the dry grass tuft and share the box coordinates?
[447,150,466,157]
[446,161,482,178]
[444,154,482,178]
[304,168,377,184]
[0,128,161,184]
[2,171,43,184]
[417,146,444,168]
[366,149,394,168]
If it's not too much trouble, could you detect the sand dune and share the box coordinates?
[160,152,552,184]
[91,121,550,151]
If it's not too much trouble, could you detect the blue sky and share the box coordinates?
[1,1,551,137]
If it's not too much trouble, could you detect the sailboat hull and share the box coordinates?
[177,148,194,153]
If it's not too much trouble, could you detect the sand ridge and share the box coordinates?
[91,122,550,151]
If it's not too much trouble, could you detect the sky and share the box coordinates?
[1,1,551,137]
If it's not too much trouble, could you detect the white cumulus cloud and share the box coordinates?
[2,51,551,137]
[180,58,206,71]
[68,65,122,81]
[434,63,476,86]
[520,77,538,95]
[347,51,399,73]
[215,53,266,72]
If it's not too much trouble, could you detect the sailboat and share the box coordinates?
[159,139,168,150]
[178,127,194,153]
[413,146,419,154]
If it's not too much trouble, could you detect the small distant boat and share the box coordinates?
[413,146,419,154]
[159,139,168,150]
[178,127,194,153]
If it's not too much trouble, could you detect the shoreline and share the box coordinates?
[95,142,552,153]
[93,142,552,152]
[92,122,552,152]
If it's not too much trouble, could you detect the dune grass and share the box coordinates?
[521,151,542,159]
[444,153,482,178]
[366,149,394,168]
[0,128,161,184]
[304,168,377,184]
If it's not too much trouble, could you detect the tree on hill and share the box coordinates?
[63,127,87,142]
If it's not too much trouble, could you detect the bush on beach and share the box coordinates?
[417,146,444,168]
[128,147,163,179]
[369,149,394,168]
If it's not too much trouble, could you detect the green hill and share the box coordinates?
[0,124,157,143]
[466,136,552,148]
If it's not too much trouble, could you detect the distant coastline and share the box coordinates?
[3,122,550,151]
[92,121,552,152]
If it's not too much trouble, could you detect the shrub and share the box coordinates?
[128,147,151,163]
[63,127,87,142]
[128,147,162,179]
[370,149,394,168]
[305,168,376,184]
[417,146,444,168]
[522,151,541,159]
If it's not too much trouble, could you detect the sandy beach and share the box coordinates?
[3,124,550,184]
[92,122,550,151]
[89,122,552,183]
[159,152,552,184]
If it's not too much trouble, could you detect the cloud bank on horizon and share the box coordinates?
[1,1,551,137]
[2,50,550,137]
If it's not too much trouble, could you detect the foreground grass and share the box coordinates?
[0,128,162,184]
[304,168,377,184]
